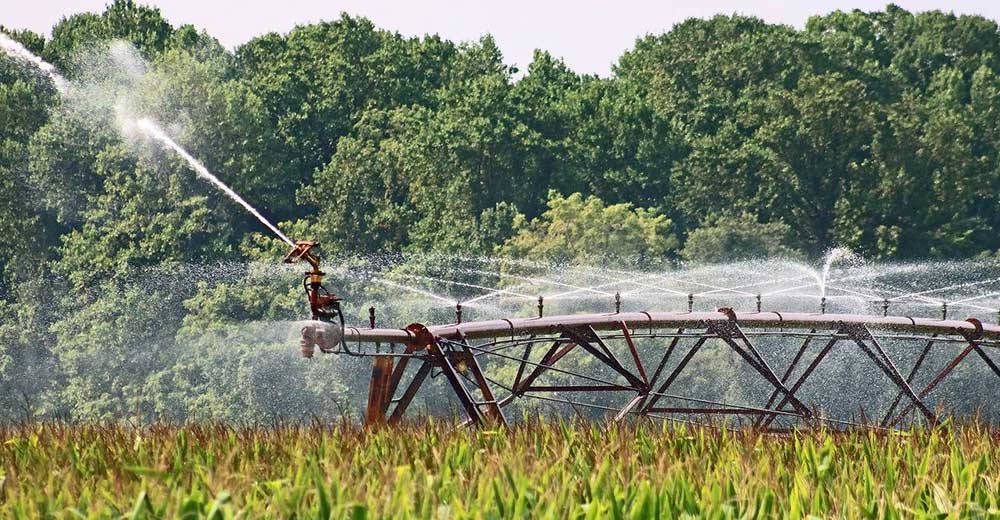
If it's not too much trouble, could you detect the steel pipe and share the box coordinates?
[343,311,999,344]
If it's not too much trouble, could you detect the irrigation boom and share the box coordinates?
[285,241,1000,431]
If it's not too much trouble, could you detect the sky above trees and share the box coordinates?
[8,1,1000,76]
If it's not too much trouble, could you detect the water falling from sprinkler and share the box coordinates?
[135,118,294,246]
[817,247,858,300]
[0,32,69,93]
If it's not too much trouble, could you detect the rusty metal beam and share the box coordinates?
[343,311,1000,344]
[640,335,710,414]
[387,362,431,425]
[364,356,394,426]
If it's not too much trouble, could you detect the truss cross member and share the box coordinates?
[707,318,812,419]
[639,335,709,415]
[429,338,488,426]
[880,336,936,427]
[888,319,993,427]
[760,335,840,428]
[842,323,937,425]
[453,332,508,428]
[386,361,432,425]
[763,330,815,410]
[559,325,646,389]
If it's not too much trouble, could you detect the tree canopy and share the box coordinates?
[3,2,1000,422]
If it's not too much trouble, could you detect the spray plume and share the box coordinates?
[1,34,293,247]
[136,118,294,246]
[0,32,69,93]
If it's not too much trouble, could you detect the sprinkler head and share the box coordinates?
[284,240,322,274]
[284,240,342,321]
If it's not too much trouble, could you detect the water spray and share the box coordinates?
[135,119,294,246]
[0,32,69,93]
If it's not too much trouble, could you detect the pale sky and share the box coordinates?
[6,1,1000,76]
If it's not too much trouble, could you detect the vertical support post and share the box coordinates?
[365,356,394,426]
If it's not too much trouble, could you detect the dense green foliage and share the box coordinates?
[3,1,1000,422]
[3,422,1000,517]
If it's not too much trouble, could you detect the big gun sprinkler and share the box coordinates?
[283,240,344,358]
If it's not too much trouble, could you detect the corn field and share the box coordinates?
[2,420,1000,518]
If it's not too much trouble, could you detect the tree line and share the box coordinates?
[2,1,1000,421]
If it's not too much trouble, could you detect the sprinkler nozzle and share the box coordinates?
[300,326,316,359]
[283,240,343,322]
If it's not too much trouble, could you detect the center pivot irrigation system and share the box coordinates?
[284,241,1000,430]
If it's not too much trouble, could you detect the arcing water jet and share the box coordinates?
[0,32,69,93]
[135,118,294,247]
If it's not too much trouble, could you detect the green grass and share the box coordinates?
[2,420,1000,518]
